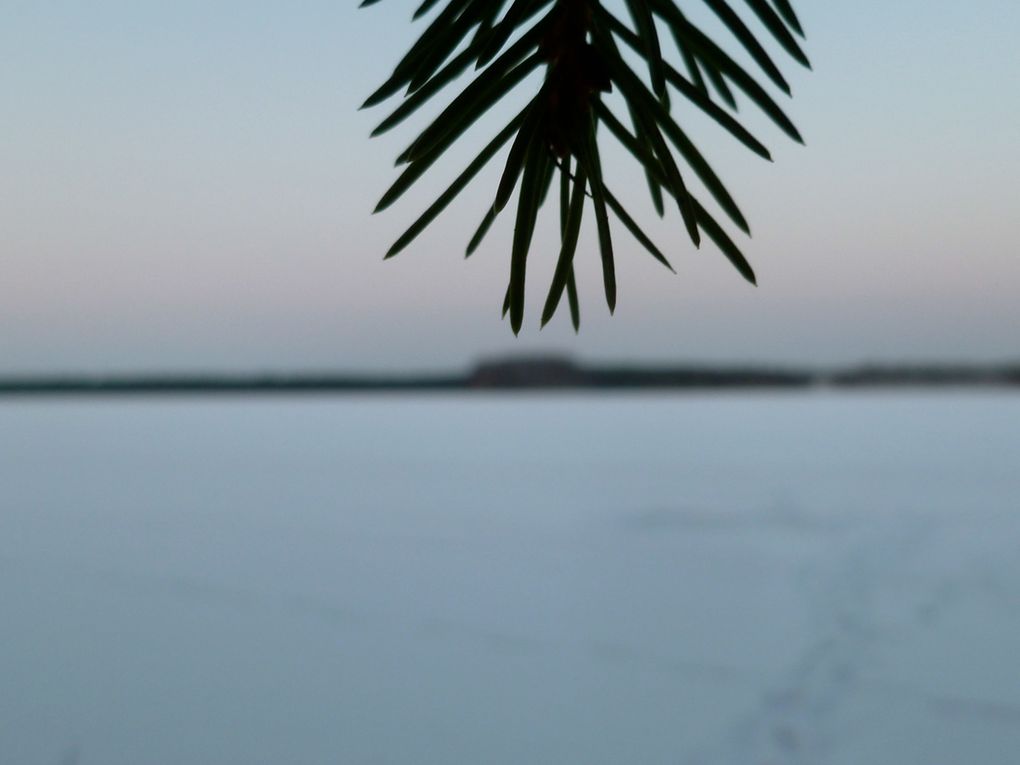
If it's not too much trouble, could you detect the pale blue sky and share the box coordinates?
[1,0,1018,373]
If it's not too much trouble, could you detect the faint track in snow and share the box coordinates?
[692,511,934,765]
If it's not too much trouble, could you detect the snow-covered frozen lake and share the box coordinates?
[2,392,1019,764]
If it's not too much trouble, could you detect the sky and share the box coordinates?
[1,0,1018,373]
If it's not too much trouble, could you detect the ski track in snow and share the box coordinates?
[695,504,1020,765]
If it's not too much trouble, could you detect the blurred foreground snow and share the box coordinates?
[1,393,1018,764]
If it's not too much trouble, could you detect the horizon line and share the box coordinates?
[2,357,1018,396]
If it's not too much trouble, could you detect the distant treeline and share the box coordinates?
[2,357,1019,396]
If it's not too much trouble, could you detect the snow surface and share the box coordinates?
[1,392,1018,764]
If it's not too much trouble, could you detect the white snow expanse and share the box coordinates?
[1,393,1019,764]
